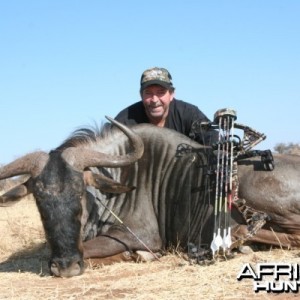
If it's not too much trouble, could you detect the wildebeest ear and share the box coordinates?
[0,184,30,207]
[83,171,135,194]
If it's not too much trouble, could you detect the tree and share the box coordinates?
[274,142,300,155]
[274,143,286,154]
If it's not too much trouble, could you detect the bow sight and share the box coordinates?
[192,108,274,170]
[191,108,274,257]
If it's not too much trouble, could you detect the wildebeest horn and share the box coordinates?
[62,116,144,171]
[0,151,49,179]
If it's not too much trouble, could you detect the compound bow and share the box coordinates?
[191,108,274,258]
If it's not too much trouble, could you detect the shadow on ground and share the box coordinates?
[0,243,50,276]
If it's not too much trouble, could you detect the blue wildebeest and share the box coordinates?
[0,117,300,277]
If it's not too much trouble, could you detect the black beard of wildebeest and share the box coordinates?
[1,117,300,278]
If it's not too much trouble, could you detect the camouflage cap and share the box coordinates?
[140,67,173,91]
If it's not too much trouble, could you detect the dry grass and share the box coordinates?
[0,197,299,300]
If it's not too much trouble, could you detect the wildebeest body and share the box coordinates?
[236,155,300,246]
[79,124,215,259]
[1,120,300,277]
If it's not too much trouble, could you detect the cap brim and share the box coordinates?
[141,80,172,91]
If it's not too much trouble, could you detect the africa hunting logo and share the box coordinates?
[237,263,300,293]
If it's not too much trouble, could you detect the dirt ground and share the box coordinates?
[0,196,299,300]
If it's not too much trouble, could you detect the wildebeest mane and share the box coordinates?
[55,122,114,151]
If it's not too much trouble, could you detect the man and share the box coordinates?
[115,67,217,145]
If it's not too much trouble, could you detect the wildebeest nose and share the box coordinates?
[50,260,83,278]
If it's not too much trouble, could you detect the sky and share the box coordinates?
[0,0,299,165]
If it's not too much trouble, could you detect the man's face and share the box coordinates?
[141,84,174,126]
